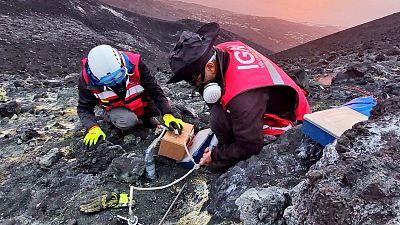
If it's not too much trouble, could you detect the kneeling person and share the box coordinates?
[167,23,310,168]
[78,45,183,146]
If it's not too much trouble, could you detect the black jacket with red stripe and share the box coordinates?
[77,58,171,130]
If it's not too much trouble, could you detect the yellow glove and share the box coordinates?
[83,126,106,146]
[163,114,184,134]
[80,192,130,213]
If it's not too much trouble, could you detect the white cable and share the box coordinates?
[182,129,197,164]
[130,127,200,191]
[131,168,196,191]
[129,186,134,216]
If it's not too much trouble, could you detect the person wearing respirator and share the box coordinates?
[167,22,310,169]
[77,45,184,146]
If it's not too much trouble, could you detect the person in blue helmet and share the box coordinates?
[77,45,184,146]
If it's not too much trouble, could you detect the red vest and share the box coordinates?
[217,41,310,121]
[81,51,147,117]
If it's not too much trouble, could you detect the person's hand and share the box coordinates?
[163,114,184,135]
[80,192,129,213]
[200,147,213,166]
[83,126,106,146]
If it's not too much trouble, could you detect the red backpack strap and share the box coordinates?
[81,58,90,84]
[262,113,295,136]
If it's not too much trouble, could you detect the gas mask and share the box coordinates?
[203,82,221,104]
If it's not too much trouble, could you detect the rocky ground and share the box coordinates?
[1,0,400,225]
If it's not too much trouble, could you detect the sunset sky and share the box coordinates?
[176,0,400,27]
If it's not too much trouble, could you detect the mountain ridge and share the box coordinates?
[275,12,400,60]
[99,0,340,52]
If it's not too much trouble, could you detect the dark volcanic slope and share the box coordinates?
[0,0,271,79]
[275,12,400,59]
[99,0,340,52]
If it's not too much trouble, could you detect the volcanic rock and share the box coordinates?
[375,53,386,61]
[285,97,400,225]
[106,156,146,183]
[0,100,21,118]
[235,187,289,225]
[285,68,310,90]
[72,141,126,174]
[207,126,323,223]
[333,64,369,84]
[37,148,62,167]
[20,128,39,142]
[387,46,400,55]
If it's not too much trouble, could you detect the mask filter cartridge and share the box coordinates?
[203,83,221,104]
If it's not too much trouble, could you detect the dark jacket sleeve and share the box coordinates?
[211,88,268,166]
[77,75,98,130]
[138,59,172,115]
